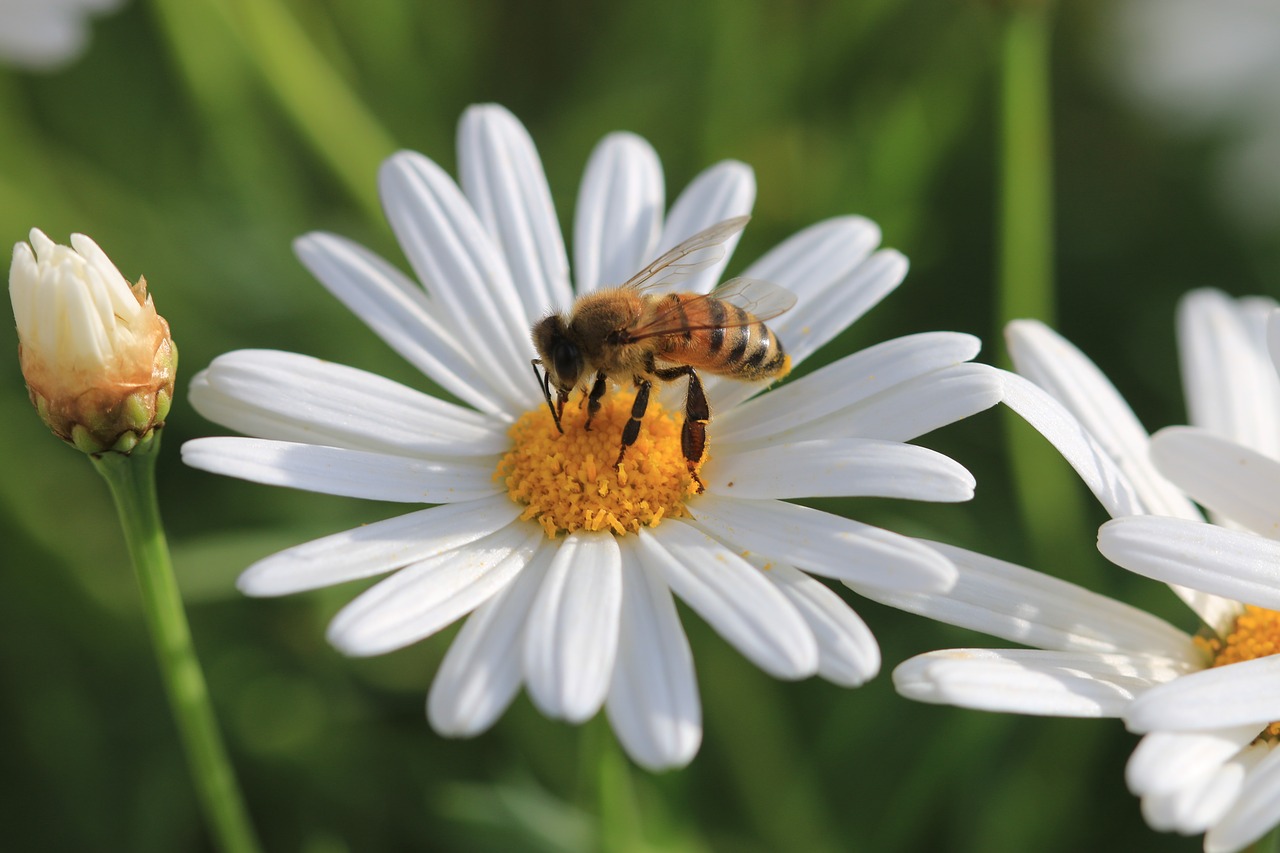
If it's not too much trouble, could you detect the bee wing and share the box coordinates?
[622,215,751,292]
[625,277,797,342]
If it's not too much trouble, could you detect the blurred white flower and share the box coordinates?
[0,0,123,71]
[1107,0,1280,231]
[876,292,1280,851]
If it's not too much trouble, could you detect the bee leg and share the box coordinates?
[584,371,608,431]
[615,378,651,469]
[653,365,708,493]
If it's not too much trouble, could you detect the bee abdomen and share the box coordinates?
[708,301,789,381]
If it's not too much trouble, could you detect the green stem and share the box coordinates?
[91,442,261,853]
[997,3,1096,579]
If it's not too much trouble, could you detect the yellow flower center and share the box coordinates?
[497,391,700,537]
[1195,605,1280,739]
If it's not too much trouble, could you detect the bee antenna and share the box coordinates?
[531,359,564,434]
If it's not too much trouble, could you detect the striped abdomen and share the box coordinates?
[654,294,790,381]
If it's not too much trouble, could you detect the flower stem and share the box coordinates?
[997,2,1096,579]
[91,443,261,853]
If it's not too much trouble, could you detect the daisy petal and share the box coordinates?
[1270,309,1280,384]
[327,524,542,656]
[743,363,1002,446]
[1007,319,1199,520]
[999,371,1146,518]
[1125,655,1280,733]
[458,104,573,317]
[1150,426,1280,536]
[1099,516,1280,611]
[714,331,982,444]
[689,494,956,593]
[1178,288,1280,460]
[706,246,910,411]
[293,232,505,414]
[181,437,501,503]
[636,522,818,680]
[1205,745,1280,853]
[764,564,880,686]
[523,532,623,723]
[1140,755,1249,835]
[742,215,882,306]
[191,349,510,456]
[703,438,974,502]
[770,249,908,371]
[427,545,554,737]
[379,151,536,408]
[893,648,1186,717]
[654,161,755,295]
[862,540,1198,660]
[606,540,701,771]
[238,495,523,596]
[1127,726,1260,798]
[573,132,664,294]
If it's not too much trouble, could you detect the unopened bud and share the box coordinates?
[9,229,177,454]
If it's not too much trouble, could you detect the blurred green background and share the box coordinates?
[2,1,1275,850]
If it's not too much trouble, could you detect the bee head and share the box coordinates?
[531,314,583,433]
[531,314,583,393]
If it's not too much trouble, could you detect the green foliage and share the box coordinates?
[3,0,1270,850]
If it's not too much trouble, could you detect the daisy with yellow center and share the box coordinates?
[878,291,1280,852]
[181,104,1000,770]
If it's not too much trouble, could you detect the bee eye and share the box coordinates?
[552,341,580,384]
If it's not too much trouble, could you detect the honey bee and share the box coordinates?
[530,215,795,492]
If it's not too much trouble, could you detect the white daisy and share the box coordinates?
[181,103,1000,771]
[0,0,123,71]
[873,291,1280,851]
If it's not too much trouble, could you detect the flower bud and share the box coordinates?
[9,229,177,454]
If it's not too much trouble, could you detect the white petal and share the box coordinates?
[1140,753,1249,835]
[705,216,883,405]
[573,132,664,295]
[863,540,1199,661]
[1007,319,1200,520]
[237,495,523,596]
[379,151,538,409]
[1125,655,1280,733]
[1178,289,1280,460]
[293,232,508,416]
[714,331,982,444]
[181,437,501,503]
[427,544,554,737]
[327,524,542,656]
[894,648,1185,717]
[190,349,510,456]
[1269,309,1280,389]
[653,161,755,295]
[1206,744,1280,853]
[605,540,701,771]
[763,564,880,687]
[703,438,974,502]
[1100,516,1280,611]
[732,363,1002,447]
[741,215,882,307]
[999,370,1146,518]
[768,249,907,370]
[457,104,573,317]
[1150,427,1280,537]
[1127,726,1260,798]
[522,532,622,723]
[688,494,956,592]
[636,523,818,679]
